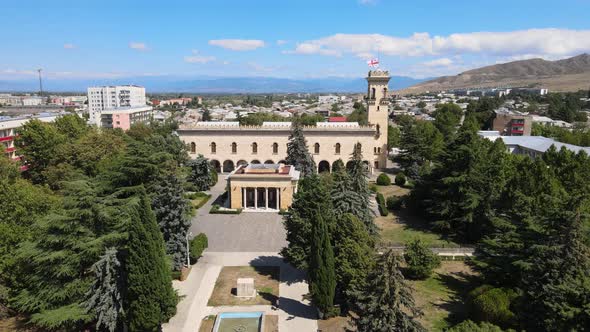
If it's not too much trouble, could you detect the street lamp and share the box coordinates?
[186,231,193,267]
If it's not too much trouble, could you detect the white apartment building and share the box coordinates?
[87,85,148,126]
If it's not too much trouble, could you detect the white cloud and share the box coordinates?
[184,55,216,64]
[276,40,288,46]
[423,58,453,67]
[209,39,265,51]
[63,43,76,49]
[287,29,590,58]
[358,0,377,5]
[129,42,148,51]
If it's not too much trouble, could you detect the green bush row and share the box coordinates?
[376,192,389,216]
[209,204,243,214]
[386,195,404,210]
[184,191,211,199]
[189,233,208,264]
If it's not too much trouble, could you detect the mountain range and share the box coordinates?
[402,54,590,94]
[0,75,427,94]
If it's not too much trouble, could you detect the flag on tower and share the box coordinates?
[367,58,379,68]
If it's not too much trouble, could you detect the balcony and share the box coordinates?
[4,147,16,153]
[366,98,376,105]
[511,122,524,127]
[0,136,14,142]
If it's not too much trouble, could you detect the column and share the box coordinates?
[242,188,246,208]
[254,188,258,209]
[265,188,269,209]
[276,188,279,210]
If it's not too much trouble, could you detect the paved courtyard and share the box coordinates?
[189,176,288,252]
[162,252,317,332]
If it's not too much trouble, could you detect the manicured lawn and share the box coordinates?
[409,261,478,331]
[375,184,459,248]
[189,193,211,210]
[207,266,280,306]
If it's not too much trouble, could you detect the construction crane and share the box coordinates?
[37,68,43,97]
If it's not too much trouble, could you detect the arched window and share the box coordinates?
[252,142,258,154]
[335,143,341,154]
[376,124,380,135]
[383,87,388,98]
[371,87,376,99]
[314,143,320,154]
[355,143,362,154]
[231,142,237,154]
[272,142,278,154]
[210,142,216,154]
[190,142,196,154]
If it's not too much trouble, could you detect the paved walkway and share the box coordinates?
[162,252,317,332]
[189,176,287,252]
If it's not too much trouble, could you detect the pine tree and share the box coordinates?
[519,209,590,331]
[309,212,336,318]
[347,143,376,234]
[281,174,333,269]
[350,250,425,332]
[152,174,192,271]
[286,119,316,177]
[126,189,177,332]
[330,166,364,218]
[85,247,124,332]
[187,154,213,191]
[10,180,110,330]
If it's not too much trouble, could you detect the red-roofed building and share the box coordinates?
[328,116,347,122]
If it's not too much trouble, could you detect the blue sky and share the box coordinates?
[2,0,590,81]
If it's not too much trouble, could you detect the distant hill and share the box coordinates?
[401,54,590,94]
[0,75,427,94]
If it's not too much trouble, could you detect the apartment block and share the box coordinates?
[87,85,151,129]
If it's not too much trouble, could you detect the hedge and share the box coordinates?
[376,173,391,186]
[376,193,389,216]
[209,204,242,214]
[369,183,378,193]
[386,196,404,210]
[210,169,218,186]
[189,233,208,264]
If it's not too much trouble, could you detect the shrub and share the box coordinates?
[376,173,391,186]
[403,239,441,279]
[386,196,403,210]
[447,320,506,332]
[376,192,389,216]
[210,169,218,186]
[395,172,407,186]
[468,286,517,328]
[189,233,208,264]
[369,183,378,193]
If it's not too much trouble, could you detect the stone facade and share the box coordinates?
[177,71,391,173]
[226,164,300,211]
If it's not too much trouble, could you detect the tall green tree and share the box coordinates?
[15,119,66,183]
[186,154,214,191]
[519,209,590,331]
[126,189,177,332]
[433,102,463,139]
[152,174,192,271]
[286,119,315,177]
[398,119,444,179]
[403,239,441,280]
[10,180,122,330]
[308,213,336,318]
[333,213,375,305]
[281,174,332,269]
[85,247,124,332]
[347,144,376,234]
[350,250,424,332]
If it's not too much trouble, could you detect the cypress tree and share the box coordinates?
[126,189,177,332]
[152,173,192,271]
[286,119,316,177]
[347,143,376,234]
[308,212,336,319]
[85,247,124,332]
[350,250,425,332]
[281,174,332,269]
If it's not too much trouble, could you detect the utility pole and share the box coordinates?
[37,68,43,97]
